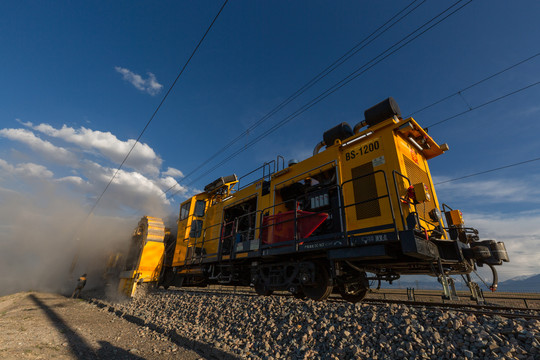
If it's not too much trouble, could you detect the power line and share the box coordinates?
[408,52,540,117]
[163,0,426,195]
[171,0,471,196]
[167,57,540,201]
[435,157,540,185]
[86,0,228,216]
[69,1,228,272]
[169,0,472,198]
[425,79,540,128]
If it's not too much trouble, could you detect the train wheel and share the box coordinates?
[159,268,175,290]
[338,286,368,303]
[302,263,332,301]
[254,282,273,296]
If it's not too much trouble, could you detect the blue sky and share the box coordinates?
[1,0,539,282]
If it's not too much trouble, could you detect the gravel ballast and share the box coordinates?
[96,289,540,359]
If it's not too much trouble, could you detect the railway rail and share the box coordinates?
[170,286,540,321]
[358,298,540,320]
[368,288,540,310]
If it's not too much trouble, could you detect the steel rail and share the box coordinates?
[355,298,540,320]
[173,287,540,320]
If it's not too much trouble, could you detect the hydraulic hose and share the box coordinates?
[488,263,498,292]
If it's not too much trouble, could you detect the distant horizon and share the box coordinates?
[384,273,540,293]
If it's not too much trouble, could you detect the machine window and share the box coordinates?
[190,220,203,238]
[194,200,206,217]
[180,201,191,220]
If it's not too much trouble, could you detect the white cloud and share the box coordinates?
[91,164,187,201]
[156,175,187,197]
[431,177,540,280]
[434,176,540,204]
[0,128,77,165]
[16,118,33,127]
[0,120,192,219]
[0,159,13,173]
[115,66,163,96]
[0,156,177,215]
[1,119,191,214]
[18,163,54,178]
[30,123,162,176]
[79,161,175,214]
[0,159,54,179]
[56,175,90,189]
[162,167,184,178]
[462,211,540,281]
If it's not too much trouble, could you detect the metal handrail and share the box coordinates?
[238,160,276,190]
[184,168,448,264]
[196,222,223,263]
[276,155,285,172]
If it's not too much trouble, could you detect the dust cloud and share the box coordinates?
[0,180,173,297]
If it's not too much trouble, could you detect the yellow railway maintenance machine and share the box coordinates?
[118,216,167,297]
[126,98,509,302]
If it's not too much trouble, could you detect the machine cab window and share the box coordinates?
[190,220,203,238]
[179,201,191,220]
[194,200,206,217]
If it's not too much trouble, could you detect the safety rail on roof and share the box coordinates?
[236,155,285,191]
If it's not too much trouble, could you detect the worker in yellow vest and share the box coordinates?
[71,273,87,298]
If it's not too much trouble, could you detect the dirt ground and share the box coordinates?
[0,291,234,360]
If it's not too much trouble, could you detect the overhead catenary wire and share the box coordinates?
[168,0,473,198]
[167,49,540,199]
[425,79,540,128]
[162,0,426,195]
[69,0,228,273]
[408,52,540,117]
[435,157,540,185]
[85,0,228,217]
[180,59,540,198]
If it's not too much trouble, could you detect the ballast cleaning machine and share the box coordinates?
[116,98,509,302]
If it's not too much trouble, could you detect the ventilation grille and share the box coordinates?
[351,162,381,220]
